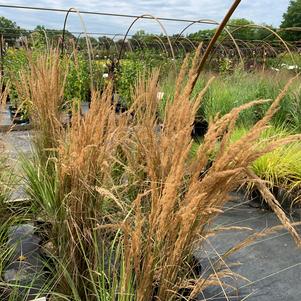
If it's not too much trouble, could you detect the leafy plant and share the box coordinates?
[3,48,28,106]
[116,50,177,103]
[64,51,90,103]
[267,52,301,69]
[218,57,233,73]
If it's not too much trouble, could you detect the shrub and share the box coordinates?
[64,51,90,103]
[116,50,178,103]
[3,48,28,106]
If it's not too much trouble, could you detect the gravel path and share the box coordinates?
[0,130,33,201]
[0,130,33,159]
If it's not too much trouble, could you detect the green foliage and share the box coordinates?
[21,154,59,218]
[4,48,95,106]
[30,27,49,50]
[46,234,136,301]
[226,18,257,40]
[224,18,275,41]
[200,71,265,126]
[3,48,28,105]
[193,124,301,203]
[187,18,275,42]
[116,50,173,102]
[77,36,99,49]
[286,86,301,132]
[187,28,215,41]
[64,53,90,103]
[63,53,107,103]
[115,58,146,102]
[218,57,234,73]
[0,16,24,45]
[281,0,301,41]
[268,52,301,68]
[162,70,299,132]
[194,70,299,129]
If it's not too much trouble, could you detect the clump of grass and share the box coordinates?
[231,125,301,205]
[14,49,67,164]
[117,51,301,300]
[194,70,299,128]
[0,155,12,212]
[56,85,129,262]
[285,86,301,132]
[162,69,300,132]
[0,76,9,110]
[23,82,132,298]
[21,46,301,300]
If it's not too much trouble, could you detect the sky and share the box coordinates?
[0,0,291,37]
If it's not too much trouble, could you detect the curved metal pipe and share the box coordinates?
[224,24,296,66]
[180,36,197,51]
[175,18,243,65]
[173,38,187,55]
[117,13,175,64]
[111,34,120,55]
[153,34,169,56]
[61,8,74,55]
[61,7,94,88]
[131,37,144,52]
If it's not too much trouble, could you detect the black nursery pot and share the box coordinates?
[11,111,23,118]
[12,116,30,125]
[8,106,30,125]
[151,255,202,301]
[192,118,208,139]
[8,106,20,119]
[8,105,17,113]
[247,185,297,212]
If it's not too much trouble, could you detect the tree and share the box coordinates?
[225,18,263,40]
[280,0,301,41]
[31,25,75,47]
[77,36,98,50]
[98,36,113,51]
[0,16,24,45]
[187,29,215,41]
[255,24,277,41]
[186,18,263,42]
